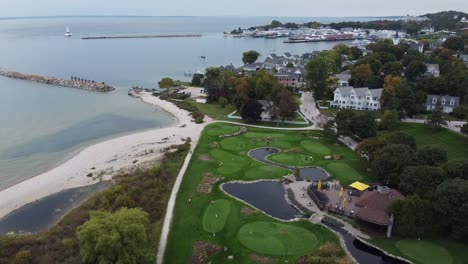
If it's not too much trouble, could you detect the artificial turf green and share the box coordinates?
[202,199,232,233]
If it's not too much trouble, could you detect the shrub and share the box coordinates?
[192,111,205,123]
[15,250,32,264]
[218,97,228,108]
[63,238,75,250]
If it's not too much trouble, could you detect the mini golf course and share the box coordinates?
[164,123,370,263]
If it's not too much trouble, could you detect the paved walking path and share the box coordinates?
[402,118,466,134]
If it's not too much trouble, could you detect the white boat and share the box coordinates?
[65,27,72,37]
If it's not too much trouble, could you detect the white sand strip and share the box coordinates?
[0,92,208,219]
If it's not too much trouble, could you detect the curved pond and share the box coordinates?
[0,182,109,234]
[248,148,329,181]
[324,223,410,264]
[222,181,301,220]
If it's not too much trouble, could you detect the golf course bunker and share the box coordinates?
[238,222,319,256]
[248,148,329,181]
[222,181,301,220]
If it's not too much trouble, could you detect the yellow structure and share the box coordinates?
[339,187,344,197]
[349,181,370,191]
[317,180,322,191]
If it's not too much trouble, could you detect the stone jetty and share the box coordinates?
[0,68,115,92]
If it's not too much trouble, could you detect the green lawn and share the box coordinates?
[382,123,468,160]
[202,199,232,233]
[164,123,370,263]
[368,238,468,264]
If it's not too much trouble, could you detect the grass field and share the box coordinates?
[382,123,468,160]
[164,123,370,263]
[369,238,468,264]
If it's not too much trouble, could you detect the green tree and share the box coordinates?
[383,132,417,150]
[159,77,175,92]
[322,120,337,141]
[433,179,468,240]
[461,123,468,136]
[240,99,263,124]
[426,102,448,130]
[76,208,153,264]
[443,36,464,52]
[389,196,434,238]
[417,145,448,166]
[242,50,260,64]
[191,74,203,86]
[371,144,417,185]
[356,137,386,163]
[443,160,468,180]
[351,64,373,87]
[380,110,399,130]
[285,62,294,68]
[334,109,355,137]
[381,61,404,76]
[270,20,282,28]
[276,90,299,124]
[351,111,377,139]
[305,51,340,100]
[399,166,446,199]
[404,60,427,81]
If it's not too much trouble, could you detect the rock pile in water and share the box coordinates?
[0,68,114,92]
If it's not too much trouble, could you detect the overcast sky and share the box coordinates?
[1,0,467,18]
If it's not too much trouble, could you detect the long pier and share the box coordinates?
[0,68,114,92]
[82,34,202,40]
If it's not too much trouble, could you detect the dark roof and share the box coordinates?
[355,188,404,226]
[426,95,460,106]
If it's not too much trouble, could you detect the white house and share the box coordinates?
[425,64,440,77]
[331,86,383,111]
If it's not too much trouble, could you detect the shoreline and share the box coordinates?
[0,92,208,219]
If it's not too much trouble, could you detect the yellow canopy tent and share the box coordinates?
[349,181,370,191]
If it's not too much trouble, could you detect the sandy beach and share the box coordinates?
[0,92,209,219]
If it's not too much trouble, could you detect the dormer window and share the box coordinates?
[442,99,446,105]
[450,100,455,106]
[366,97,371,100]
[432,98,437,104]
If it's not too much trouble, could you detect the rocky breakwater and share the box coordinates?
[0,68,115,92]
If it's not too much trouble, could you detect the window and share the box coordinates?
[341,101,345,104]
[366,97,371,100]
[432,98,437,104]
[358,102,361,105]
[374,104,377,107]
[351,96,355,99]
[442,99,446,105]
[450,100,455,106]
[373,97,378,100]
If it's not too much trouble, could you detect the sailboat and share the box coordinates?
[65,27,72,37]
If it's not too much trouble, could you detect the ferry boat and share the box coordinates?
[65,27,72,37]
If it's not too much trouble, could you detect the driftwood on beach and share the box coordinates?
[0,68,115,92]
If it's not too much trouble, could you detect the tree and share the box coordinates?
[191,74,203,86]
[380,110,399,130]
[443,36,464,52]
[242,50,260,64]
[276,90,299,124]
[404,61,427,81]
[351,64,373,87]
[218,97,228,108]
[417,145,448,166]
[433,179,468,240]
[371,144,417,185]
[305,51,340,100]
[356,137,386,163]
[159,77,175,91]
[322,120,337,141]
[443,160,468,180]
[240,99,263,124]
[389,196,434,238]
[380,75,402,110]
[381,62,404,76]
[383,132,417,150]
[334,109,355,137]
[426,101,448,130]
[270,20,282,28]
[399,166,446,199]
[351,111,377,139]
[285,62,294,68]
[461,123,468,136]
[247,70,278,100]
[76,208,153,264]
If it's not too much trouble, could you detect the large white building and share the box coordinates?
[331,87,383,111]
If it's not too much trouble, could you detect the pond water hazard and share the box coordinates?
[248,148,329,181]
[0,182,110,234]
[222,181,300,220]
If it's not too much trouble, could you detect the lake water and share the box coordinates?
[0,16,387,189]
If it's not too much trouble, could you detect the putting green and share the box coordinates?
[238,222,319,256]
[206,124,240,137]
[269,153,316,166]
[326,163,363,182]
[244,166,288,180]
[255,140,292,149]
[220,137,249,151]
[244,132,303,141]
[211,149,247,175]
[396,240,453,264]
[300,140,332,155]
[202,199,232,233]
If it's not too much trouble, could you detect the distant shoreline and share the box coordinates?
[82,34,202,40]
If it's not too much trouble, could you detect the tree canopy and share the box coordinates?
[242,50,260,64]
